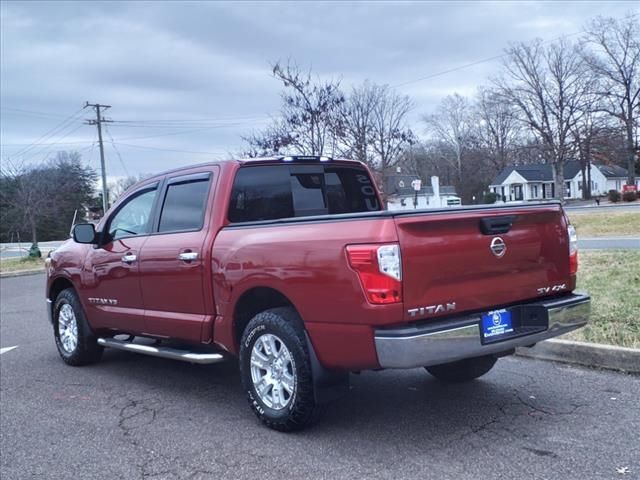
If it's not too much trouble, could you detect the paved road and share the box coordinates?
[565,203,640,213]
[579,237,640,250]
[1,274,639,480]
[0,241,64,259]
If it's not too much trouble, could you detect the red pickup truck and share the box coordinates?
[46,156,590,431]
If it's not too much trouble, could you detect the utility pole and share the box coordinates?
[85,102,112,214]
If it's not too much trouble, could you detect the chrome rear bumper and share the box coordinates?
[375,293,590,369]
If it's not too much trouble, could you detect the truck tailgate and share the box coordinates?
[394,204,573,322]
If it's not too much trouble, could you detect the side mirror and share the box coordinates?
[72,223,97,244]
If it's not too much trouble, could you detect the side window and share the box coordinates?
[228,166,293,222]
[158,178,210,233]
[108,188,157,240]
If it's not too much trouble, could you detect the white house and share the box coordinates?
[489,161,637,202]
[384,175,460,210]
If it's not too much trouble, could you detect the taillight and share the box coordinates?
[346,243,402,305]
[568,224,578,275]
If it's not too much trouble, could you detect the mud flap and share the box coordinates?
[304,333,350,404]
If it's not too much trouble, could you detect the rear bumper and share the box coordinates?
[374,293,590,369]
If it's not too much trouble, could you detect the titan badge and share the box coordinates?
[408,302,456,318]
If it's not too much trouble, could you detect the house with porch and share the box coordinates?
[384,174,460,210]
[489,161,636,202]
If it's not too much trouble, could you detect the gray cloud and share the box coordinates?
[1,0,636,177]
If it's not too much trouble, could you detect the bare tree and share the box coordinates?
[337,81,379,166]
[475,87,521,170]
[0,162,49,244]
[583,14,640,186]
[0,151,96,243]
[108,175,143,202]
[370,85,415,174]
[242,120,294,157]
[494,39,594,202]
[423,93,475,185]
[244,61,344,157]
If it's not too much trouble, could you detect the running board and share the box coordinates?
[97,338,226,364]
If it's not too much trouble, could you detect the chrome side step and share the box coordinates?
[97,337,226,364]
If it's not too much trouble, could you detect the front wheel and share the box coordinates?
[239,307,321,431]
[53,288,103,366]
[425,355,497,383]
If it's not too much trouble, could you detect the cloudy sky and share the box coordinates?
[1,1,636,178]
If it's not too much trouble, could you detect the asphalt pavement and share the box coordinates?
[0,241,64,259]
[1,274,639,480]
[578,237,640,250]
[565,202,640,213]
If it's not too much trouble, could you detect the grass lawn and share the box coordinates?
[564,249,640,348]
[568,211,640,237]
[0,256,45,273]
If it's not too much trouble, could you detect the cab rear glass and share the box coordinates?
[228,164,381,223]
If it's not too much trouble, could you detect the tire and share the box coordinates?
[425,355,497,383]
[239,307,321,432]
[53,288,103,366]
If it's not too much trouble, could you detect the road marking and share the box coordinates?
[0,346,18,355]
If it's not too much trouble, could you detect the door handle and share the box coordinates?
[178,252,198,261]
[121,253,137,264]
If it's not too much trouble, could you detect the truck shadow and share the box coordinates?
[95,350,581,451]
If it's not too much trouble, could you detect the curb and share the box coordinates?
[516,339,640,374]
[0,269,45,279]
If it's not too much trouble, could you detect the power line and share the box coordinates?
[20,123,86,164]
[393,11,640,89]
[113,142,226,156]
[9,106,85,159]
[104,124,130,177]
[0,107,75,120]
[1,140,94,147]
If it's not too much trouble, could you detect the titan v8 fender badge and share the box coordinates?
[490,237,506,257]
[88,297,118,305]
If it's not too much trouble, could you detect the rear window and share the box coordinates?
[228,164,380,223]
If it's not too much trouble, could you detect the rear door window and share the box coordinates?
[228,166,293,222]
[228,164,380,223]
[158,176,211,233]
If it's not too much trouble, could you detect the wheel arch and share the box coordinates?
[48,276,76,302]
[233,286,349,406]
[232,286,302,348]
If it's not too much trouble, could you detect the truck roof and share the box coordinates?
[142,156,364,181]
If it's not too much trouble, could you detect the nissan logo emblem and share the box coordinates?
[490,237,506,257]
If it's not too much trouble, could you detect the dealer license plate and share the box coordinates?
[481,309,514,340]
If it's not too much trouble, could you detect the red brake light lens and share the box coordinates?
[346,244,402,305]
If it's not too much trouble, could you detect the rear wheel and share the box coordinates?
[425,355,497,383]
[239,307,320,431]
[53,288,103,366]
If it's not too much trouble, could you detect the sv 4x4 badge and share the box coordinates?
[537,284,567,295]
